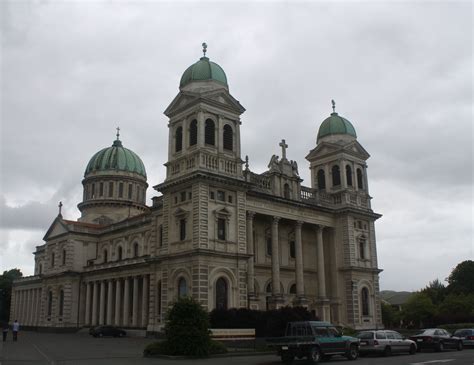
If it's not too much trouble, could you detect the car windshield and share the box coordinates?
[357,332,374,339]
[416,329,436,336]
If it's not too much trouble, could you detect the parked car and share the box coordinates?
[89,325,126,338]
[453,329,474,347]
[267,321,359,364]
[356,330,417,356]
[409,328,463,352]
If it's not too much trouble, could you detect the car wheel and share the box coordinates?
[119,332,124,337]
[436,342,444,352]
[409,344,416,354]
[308,346,321,364]
[281,353,294,365]
[457,341,463,351]
[346,344,358,360]
[384,346,392,357]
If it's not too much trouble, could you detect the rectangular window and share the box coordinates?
[119,183,124,198]
[174,196,178,204]
[289,241,296,259]
[217,218,226,240]
[109,182,114,197]
[62,250,66,265]
[128,184,133,199]
[210,191,215,200]
[180,191,186,202]
[159,225,163,247]
[266,237,272,256]
[217,190,225,201]
[91,183,95,199]
[188,192,192,200]
[228,195,233,203]
[99,182,104,197]
[179,219,186,241]
[51,252,55,267]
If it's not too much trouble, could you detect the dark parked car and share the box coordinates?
[453,329,474,347]
[356,330,417,356]
[89,326,126,338]
[409,329,463,352]
[267,321,359,364]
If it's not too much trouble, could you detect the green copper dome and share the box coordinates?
[180,56,228,88]
[85,139,147,178]
[317,112,357,142]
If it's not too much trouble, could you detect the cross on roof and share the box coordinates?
[279,139,288,160]
[116,126,120,140]
[202,42,207,57]
[58,201,63,216]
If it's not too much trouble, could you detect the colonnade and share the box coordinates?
[11,287,42,326]
[246,212,328,314]
[84,275,149,328]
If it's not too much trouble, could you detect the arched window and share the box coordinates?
[223,124,233,151]
[178,277,187,298]
[361,287,370,316]
[266,282,272,294]
[289,241,296,259]
[289,284,297,294]
[317,169,326,190]
[189,119,198,146]
[357,168,364,190]
[283,183,290,199]
[117,246,123,261]
[133,243,139,257]
[103,249,108,263]
[359,238,366,260]
[346,165,353,186]
[332,165,341,186]
[215,277,228,310]
[59,290,64,316]
[205,119,215,145]
[175,126,183,152]
[48,291,53,316]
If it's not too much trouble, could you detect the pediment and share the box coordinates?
[343,141,370,159]
[164,90,245,117]
[173,207,189,218]
[43,216,70,241]
[214,207,231,216]
[305,142,342,160]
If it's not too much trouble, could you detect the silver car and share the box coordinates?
[357,330,417,356]
[453,329,474,347]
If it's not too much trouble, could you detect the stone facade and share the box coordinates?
[11,51,383,332]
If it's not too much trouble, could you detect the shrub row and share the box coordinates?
[209,306,317,338]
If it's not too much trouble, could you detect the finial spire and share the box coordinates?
[331,99,336,113]
[245,155,249,170]
[58,201,63,216]
[116,126,120,140]
[202,42,207,57]
[279,139,288,160]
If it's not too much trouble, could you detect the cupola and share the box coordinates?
[317,100,357,144]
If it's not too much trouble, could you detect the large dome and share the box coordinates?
[85,138,146,178]
[179,56,227,88]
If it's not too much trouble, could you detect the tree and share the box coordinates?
[422,279,447,305]
[447,260,474,294]
[165,296,211,357]
[437,293,474,324]
[0,269,23,322]
[402,292,437,328]
[381,302,401,328]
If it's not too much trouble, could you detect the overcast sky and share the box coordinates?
[0,0,472,291]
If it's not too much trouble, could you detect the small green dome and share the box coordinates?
[180,56,228,88]
[85,139,146,178]
[317,112,357,142]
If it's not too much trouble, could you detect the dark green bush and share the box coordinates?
[165,296,211,357]
[209,340,228,354]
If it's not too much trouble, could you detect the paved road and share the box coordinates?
[0,331,473,365]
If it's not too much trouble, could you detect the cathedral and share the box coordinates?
[10,45,383,332]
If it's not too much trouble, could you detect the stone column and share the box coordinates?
[123,277,130,326]
[271,216,281,296]
[295,221,305,298]
[246,211,256,297]
[107,280,114,325]
[92,282,99,325]
[340,160,347,189]
[85,282,91,326]
[316,225,327,298]
[197,110,205,147]
[99,281,106,325]
[115,279,122,326]
[141,275,148,327]
[132,276,139,327]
